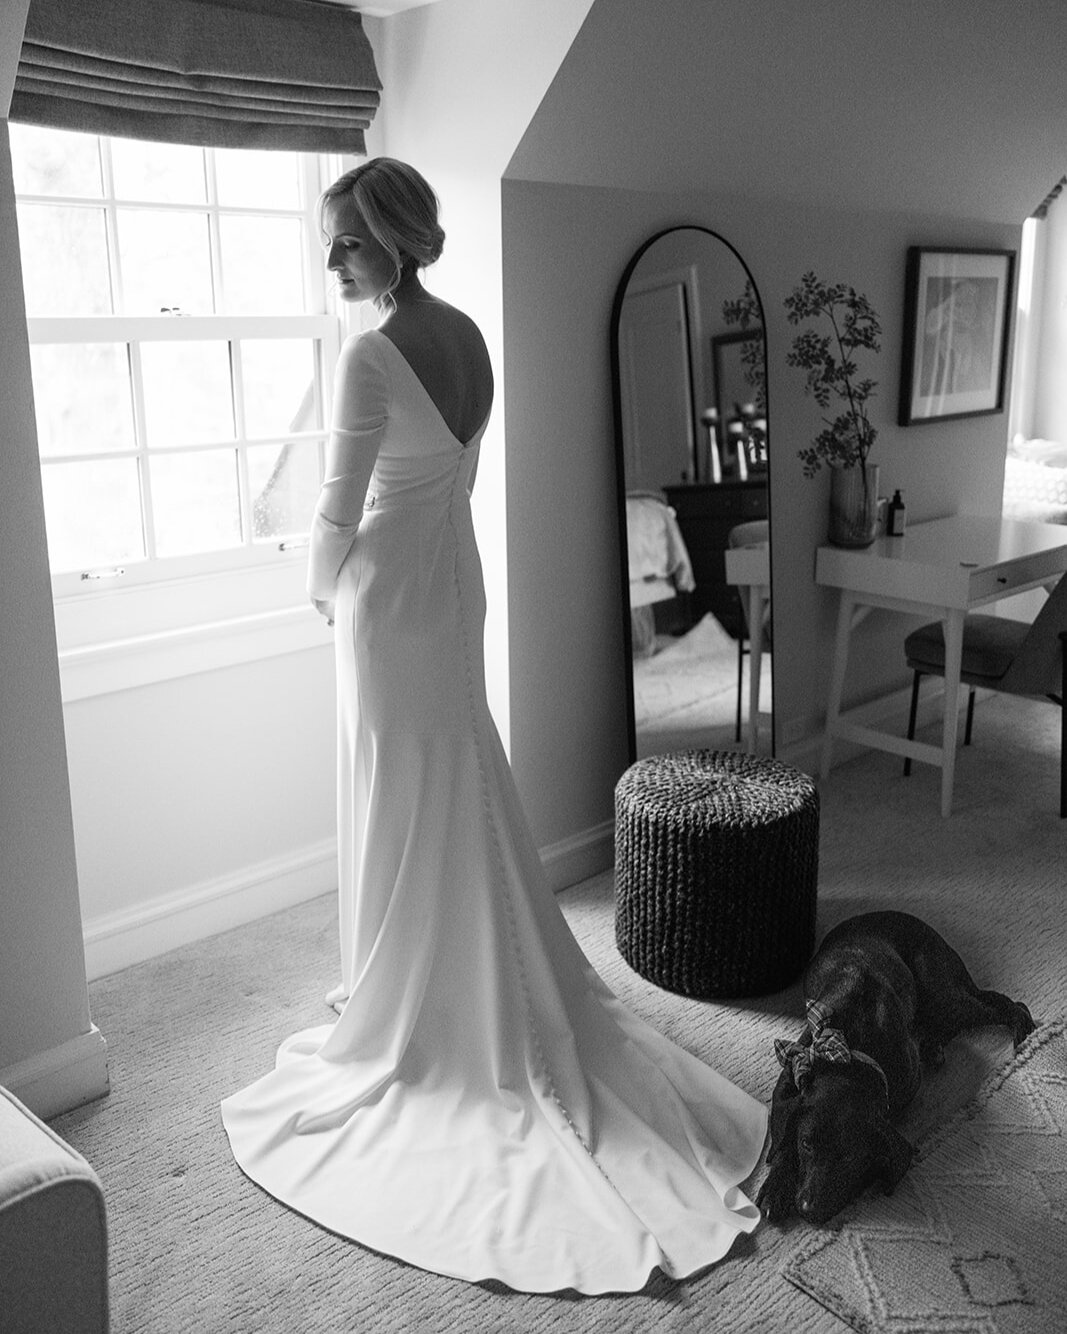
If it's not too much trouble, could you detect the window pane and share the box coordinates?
[10,124,103,198]
[117,209,214,314]
[16,203,112,316]
[150,450,242,557]
[110,137,207,204]
[241,340,318,437]
[30,343,134,457]
[249,440,321,541]
[219,216,304,315]
[141,341,234,445]
[40,458,144,572]
[215,148,301,209]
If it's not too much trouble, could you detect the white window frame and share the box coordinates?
[31,312,338,593]
[13,137,357,697]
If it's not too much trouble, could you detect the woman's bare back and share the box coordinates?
[380,298,493,444]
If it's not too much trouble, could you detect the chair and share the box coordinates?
[0,1085,108,1332]
[727,520,771,746]
[903,573,1067,815]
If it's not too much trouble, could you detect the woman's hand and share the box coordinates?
[312,598,336,627]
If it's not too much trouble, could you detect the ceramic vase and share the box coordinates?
[828,463,880,547]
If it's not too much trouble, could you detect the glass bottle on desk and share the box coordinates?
[887,489,907,536]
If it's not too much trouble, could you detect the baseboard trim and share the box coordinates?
[81,820,617,984]
[540,819,615,892]
[82,840,338,982]
[0,1026,109,1120]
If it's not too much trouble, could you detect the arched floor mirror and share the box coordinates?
[611,226,773,762]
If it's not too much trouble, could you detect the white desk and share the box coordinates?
[724,542,771,753]
[816,514,1067,815]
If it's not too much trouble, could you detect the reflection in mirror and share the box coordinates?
[611,228,772,762]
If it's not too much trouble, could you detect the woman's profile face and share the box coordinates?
[323,195,396,305]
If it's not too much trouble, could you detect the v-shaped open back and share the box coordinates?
[371,327,492,447]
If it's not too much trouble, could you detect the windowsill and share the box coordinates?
[58,603,332,703]
[55,551,332,702]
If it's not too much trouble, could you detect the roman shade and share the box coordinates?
[11,0,380,153]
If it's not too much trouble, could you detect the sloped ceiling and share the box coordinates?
[509,0,1067,223]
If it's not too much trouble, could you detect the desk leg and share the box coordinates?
[746,585,764,754]
[939,610,965,818]
[821,589,855,781]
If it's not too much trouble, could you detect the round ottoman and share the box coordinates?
[614,749,819,998]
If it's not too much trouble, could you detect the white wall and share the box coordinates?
[0,1,108,1116]
[500,0,1067,848]
[65,647,339,979]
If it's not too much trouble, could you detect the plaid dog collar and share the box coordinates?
[774,999,889,1104]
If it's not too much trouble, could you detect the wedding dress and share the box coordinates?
[221,328,767,1294]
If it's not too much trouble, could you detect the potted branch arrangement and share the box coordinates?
[785,272,883,547]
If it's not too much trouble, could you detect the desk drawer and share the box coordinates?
[968,547,1067,603]
[968,566,1018,602]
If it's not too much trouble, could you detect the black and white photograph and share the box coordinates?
[2,5,1066,1334]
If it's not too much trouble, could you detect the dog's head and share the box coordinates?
[773,1065,915,1224]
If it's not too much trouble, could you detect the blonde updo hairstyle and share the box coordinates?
[320,157,445,313]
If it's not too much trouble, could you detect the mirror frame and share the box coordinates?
[609,225,772,765]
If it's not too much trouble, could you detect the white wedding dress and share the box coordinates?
[221,328,767,1294]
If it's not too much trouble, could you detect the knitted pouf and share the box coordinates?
[614,749,819,998]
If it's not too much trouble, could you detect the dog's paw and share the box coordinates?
[756,1169,796,1224]
[1011,1001,1036,1048]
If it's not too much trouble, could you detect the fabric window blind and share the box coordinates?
[12,0,380,153]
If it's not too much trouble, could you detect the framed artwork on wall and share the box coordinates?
[898,246,1015,426]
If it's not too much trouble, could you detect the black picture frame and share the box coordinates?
[898,246,1015,426]
[712,328,763,426]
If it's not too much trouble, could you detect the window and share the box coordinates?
[11,124,343,597]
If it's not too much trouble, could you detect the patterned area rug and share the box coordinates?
[783,1020,1067,1333]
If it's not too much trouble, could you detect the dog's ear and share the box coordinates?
[765,1070,802,1164]
[874,1120,915,1194]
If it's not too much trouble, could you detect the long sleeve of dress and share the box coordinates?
[307,335,389,605]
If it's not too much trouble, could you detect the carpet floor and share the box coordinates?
[633,613,771,758]
[54,692,1065,1333]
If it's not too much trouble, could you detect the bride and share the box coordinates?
[221,157,767,1295]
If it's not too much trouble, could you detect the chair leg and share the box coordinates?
[964,688,976,746]
[904,670,921,777]
[735,634,746,742]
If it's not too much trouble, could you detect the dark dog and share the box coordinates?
[757,910,1034,1225]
